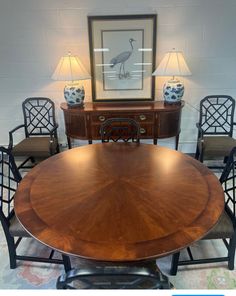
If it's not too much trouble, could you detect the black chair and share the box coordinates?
[100,118,140,143]
[170,146,236,275]
[0,146,71,272]
[195,95,236,166]
[9,97,59,169]
[57,262,172,289]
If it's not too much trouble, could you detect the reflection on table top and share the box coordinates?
[15,142,224,262]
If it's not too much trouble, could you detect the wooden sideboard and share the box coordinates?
[60,101,184,149]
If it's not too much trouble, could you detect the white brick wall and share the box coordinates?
[0,0,236,152]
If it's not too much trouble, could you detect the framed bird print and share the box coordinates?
[88,14,157,102]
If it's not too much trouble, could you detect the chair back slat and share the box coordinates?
[57,265,171,289]
[0,147,21,219]
[22,97,57,137]
[100,118,140,143]
[220,146,236,221]
[199,95,235,136]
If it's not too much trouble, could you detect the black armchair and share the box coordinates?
[170,146,236,275]
[0,146,71,272]
[9,97,59,169]
[195,95,236,166]
[57,262,172,289]
[100,118,140,143]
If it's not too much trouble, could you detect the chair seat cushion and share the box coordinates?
[199,136,236,159]
[203,210,234,240]
[9,215,31,237]
[12,137,58,157]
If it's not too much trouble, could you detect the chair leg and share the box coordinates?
[199,149,204,162]
[228,237,236,270]
[195,142,204,162]
[170,252,180,275]
[62,255,71,272]
[7,236,17,269]
[0,214,17,268]
[195,144,200,160]
[56,143,60,154]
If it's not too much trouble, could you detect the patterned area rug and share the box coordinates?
[0,225,236,289]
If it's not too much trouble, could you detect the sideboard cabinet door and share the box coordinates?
[63,112,87,139]
[157,110,182,139]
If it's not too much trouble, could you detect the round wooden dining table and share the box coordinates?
[14,142,224,287]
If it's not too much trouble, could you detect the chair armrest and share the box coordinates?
[8,124,25,149]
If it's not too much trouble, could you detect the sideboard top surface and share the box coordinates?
[60,101,185,113]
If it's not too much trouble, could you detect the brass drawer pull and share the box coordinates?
[98,115,106,122]
[140,128,146,134]
[139,114,146,121]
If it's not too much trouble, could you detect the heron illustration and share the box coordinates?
[110,38,135,79]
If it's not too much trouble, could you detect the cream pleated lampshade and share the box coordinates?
[52,53,90,82]
[152,50,191,77]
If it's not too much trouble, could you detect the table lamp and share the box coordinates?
[152,49,191,104]
[52,52,91,107]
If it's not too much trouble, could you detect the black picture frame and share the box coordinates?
[88,14,157,102]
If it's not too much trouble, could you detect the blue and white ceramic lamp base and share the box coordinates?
[163,79,184,104]
[64,83,85,107]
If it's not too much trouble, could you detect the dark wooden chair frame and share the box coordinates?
[100,118,140,143]
[195,95,236,166]
[8,97,59,169]
[56,262,172,289]
[0,146,71,272]
[170,146,236,275]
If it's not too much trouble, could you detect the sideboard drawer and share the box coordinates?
[91,113,136,123]
[134,113,154,123]
[139,124,154,137]
[91,112,154,124]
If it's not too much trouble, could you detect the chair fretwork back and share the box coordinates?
[100,118,140,143]
[220,147,236,220]
[199,95,235,136]
[56,265,171,289]
[0,147,21,219]
[22,97,56,137]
